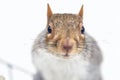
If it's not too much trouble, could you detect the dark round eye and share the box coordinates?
[48,26,52,33]
[81,26,85,34]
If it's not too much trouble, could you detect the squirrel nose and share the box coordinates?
[62,37,73,51]
[63,45,72,51]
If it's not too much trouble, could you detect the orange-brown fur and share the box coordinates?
[46,4,85,57]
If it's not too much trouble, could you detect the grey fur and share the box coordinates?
[32,29,102,80]
[33,72,44,80]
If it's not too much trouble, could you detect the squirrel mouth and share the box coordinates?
[64,53,69,57]
[63,50,70,57]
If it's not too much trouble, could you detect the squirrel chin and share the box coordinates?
[51,52,80,59]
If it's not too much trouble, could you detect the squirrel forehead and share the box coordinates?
[49,14,82,28]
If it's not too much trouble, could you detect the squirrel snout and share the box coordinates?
[63,45,72,51]
[62,37,74,52]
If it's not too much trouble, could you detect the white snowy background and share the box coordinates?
[0,0,120,80]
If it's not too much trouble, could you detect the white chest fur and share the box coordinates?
[32,49,94,80]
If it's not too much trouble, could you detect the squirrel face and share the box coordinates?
[46,4,85,58]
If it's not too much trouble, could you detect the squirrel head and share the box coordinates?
[46,4,85,58]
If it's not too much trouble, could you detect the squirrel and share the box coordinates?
[32,4,102,80]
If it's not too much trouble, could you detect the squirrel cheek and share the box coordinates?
[80,34,85,41]
[46,34,54,41]
[47,34,52,37]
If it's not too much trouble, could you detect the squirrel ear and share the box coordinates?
[78,5,83,18]
[47,4,53,19]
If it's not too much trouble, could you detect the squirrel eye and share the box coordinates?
[81,26,85,34]
[48,26,52,33]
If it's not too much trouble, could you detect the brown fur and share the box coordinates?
[46,4,85,57]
